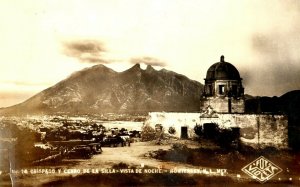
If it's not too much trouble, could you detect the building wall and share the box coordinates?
[145,112,288,149]
[145,112,200,139]
[200,97,245,113]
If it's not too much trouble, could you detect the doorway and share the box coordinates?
[181,126,188,139]
[203,123,218,139]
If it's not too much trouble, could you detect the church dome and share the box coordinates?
[206,56,241,80]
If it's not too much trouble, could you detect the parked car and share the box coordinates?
[66,145,92,159]
[88,143,102,154]
[129,130,141,138]
[119,135,131,146]
[101,136,125,147]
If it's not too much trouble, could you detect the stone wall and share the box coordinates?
[200,97,245,113]
[145,112,288,149]
[145,112,200,139]
[211,114,288,149]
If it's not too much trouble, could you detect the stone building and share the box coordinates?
[200,55,245,114]
[145,56,288,149]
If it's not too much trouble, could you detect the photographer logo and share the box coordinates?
[241,156,282,183]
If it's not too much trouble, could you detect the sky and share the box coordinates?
[0,0,300,107]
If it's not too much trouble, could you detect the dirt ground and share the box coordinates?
[2,140,299,186]
[4,141,225,186]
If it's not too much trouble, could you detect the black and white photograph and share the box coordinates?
[1,1,300,186]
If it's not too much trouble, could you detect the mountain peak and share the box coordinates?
[146,65,155,72]
[67,63,116,80]
[90,64,116,72]
[0,64,203,115]
[132,63,141,69]
[124,63,142,73]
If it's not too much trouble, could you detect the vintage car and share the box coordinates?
[66,145,93,159]
[128,130,141,138]
[101,136,125,147]
[119,135,131,146]
[88,143,102,154]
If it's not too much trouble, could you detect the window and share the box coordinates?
[219,85,225,95]
[232,85,237,96]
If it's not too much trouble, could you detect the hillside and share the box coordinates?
[0,64,203,115]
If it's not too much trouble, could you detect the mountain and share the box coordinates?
[245,90,300,118]
[0,64,203,115]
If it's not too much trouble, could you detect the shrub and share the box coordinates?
[168,127,176,135]
[194,124,202,136]
[141,124,156,141]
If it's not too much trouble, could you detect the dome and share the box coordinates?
[206,56,241,80]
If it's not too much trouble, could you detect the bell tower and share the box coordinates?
[200,56,245,113]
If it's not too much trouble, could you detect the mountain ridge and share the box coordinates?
[0,64,203,115]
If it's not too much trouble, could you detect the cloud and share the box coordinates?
[0,91,33,99]
[63,40,109,63]
[1,80,51,86]
[238,1,300,96]
[247,32,300,96]
[130,56,166,67]
[0,91,34,107]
